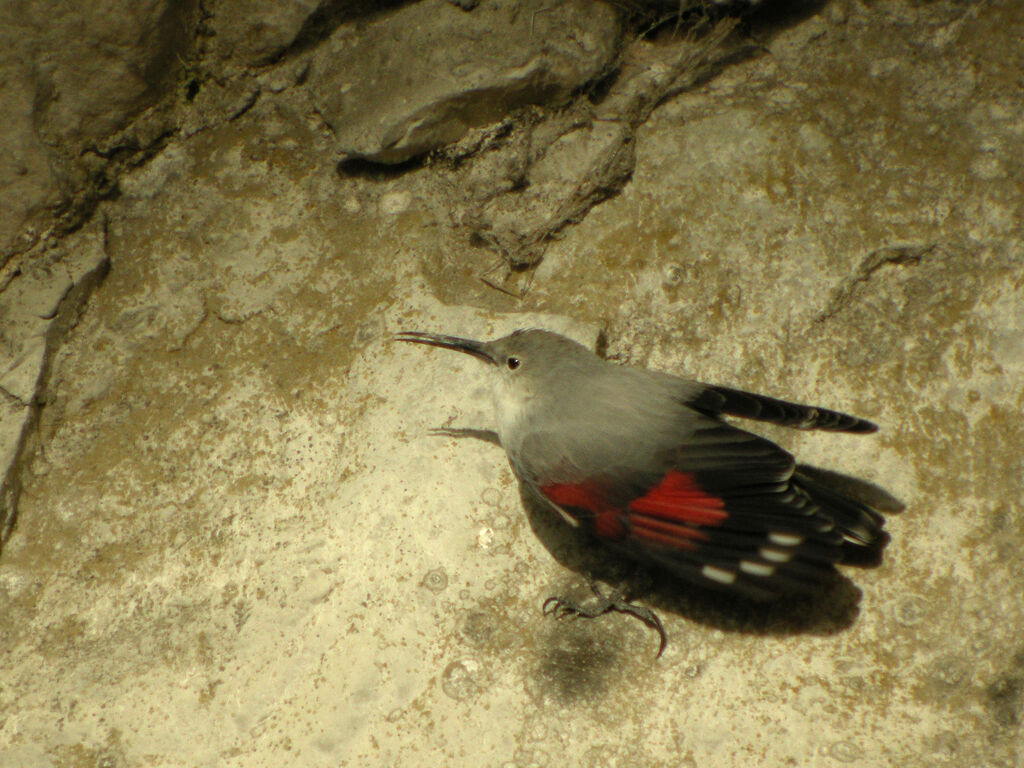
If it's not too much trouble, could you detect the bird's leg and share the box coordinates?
[542,577,668,658]
[427,426,501,445]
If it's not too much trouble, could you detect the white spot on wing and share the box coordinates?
[759,547,793,563]
[768,532,804,547]
[739,560,775,577]
[701,565,736,584]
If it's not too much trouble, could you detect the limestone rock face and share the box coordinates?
[28,0,194,149]
[0,225,109,544]
[0,63,60,260]
[0,0,196,258]
[306,0,621,163]
[1,2,1024,767]
[203,0,322,66]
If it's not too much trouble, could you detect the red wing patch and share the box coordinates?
[627,471,728,526]
[541,481,610,514]
[626,472,725,551]
[627,514,706,550]
[540,482,627,540]
[541,472,725,549]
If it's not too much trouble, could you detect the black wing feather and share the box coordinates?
[688,384,878,434]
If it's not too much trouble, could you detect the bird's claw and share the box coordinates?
[542,595,587,620]
[541,580,669,658]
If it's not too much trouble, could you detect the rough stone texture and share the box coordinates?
[1,1,1023,767]
[0,226,110,545]
[455,19,748,269]
[0,62,62,264]
[0,0,196,260]
[306,0,622,163]
[202,0,322,66]
[29,0,193,150]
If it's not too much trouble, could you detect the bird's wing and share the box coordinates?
[526,419,884,601]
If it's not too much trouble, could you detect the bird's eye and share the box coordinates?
[506,356,520,370]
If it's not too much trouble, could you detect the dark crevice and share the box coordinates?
[227,89,261,121]
[583,64,623,105]
[274,0,415,62]
[610,0,759,39]
[745,0,831,36]
[336,155,425,179]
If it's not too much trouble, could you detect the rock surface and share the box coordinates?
[202,0,322,66]
[0,1,1022,767]
[0,0,196,259]
[306,0,622,163]
[457,19,748,268]
[0,226,110,545]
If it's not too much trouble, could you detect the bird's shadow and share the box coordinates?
[431,426,904,639]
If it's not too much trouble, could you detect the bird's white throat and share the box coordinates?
[490,374,533,448]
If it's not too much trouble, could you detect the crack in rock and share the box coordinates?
[816,243,936,323]
[0,224,110,551]
[448,17,751,272]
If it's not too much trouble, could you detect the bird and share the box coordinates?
[396,328,891,654]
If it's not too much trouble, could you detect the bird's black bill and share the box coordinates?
[393,331,497,365]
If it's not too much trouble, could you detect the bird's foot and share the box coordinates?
[542,579,668,658]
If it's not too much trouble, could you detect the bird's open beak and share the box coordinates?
[394,331,497,365]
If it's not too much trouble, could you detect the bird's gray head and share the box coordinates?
[395,328,600,439]
[394,328,595,372]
